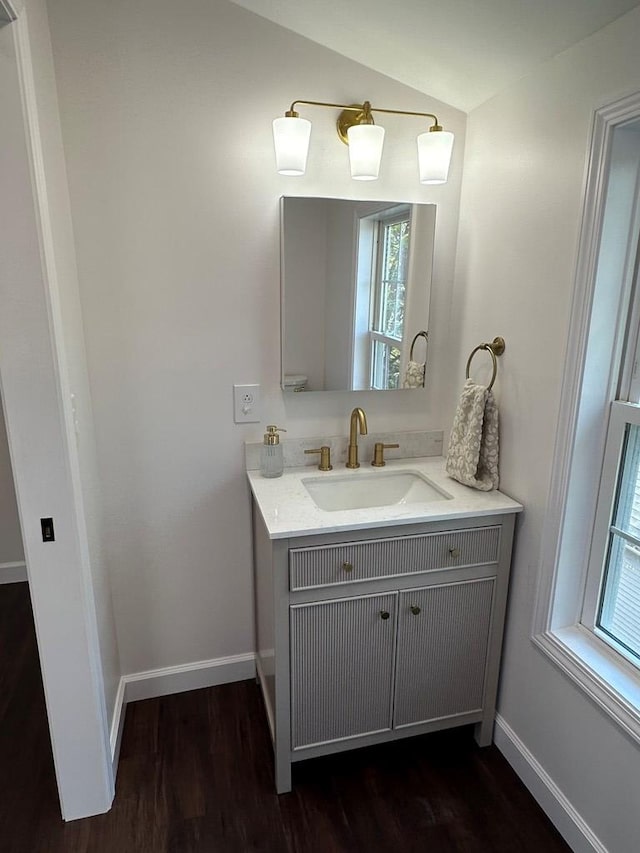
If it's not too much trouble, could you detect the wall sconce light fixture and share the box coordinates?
[273,99,454,184]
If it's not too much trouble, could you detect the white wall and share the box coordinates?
[453,7,640,852]
[0,405,24,565]
[46,0,465,676]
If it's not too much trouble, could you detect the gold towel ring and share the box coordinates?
[409,330,428,361]
[465,336,505,391]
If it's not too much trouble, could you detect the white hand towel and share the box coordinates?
[446,379,499,491]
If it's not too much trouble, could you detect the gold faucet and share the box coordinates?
[346,407,368,469]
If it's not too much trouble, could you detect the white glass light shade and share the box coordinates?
[417,130,454,184]
[272,116,312,176]
[347,124,385,181]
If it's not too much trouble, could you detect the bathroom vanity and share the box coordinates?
[248,457,522,793]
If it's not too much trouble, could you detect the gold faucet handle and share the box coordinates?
[305,446,333,471]
[371,442,400,467]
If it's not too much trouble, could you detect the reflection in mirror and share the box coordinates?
[281,197,435,392]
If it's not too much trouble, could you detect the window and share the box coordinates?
[534,95,640,741]
[584,403,640,667]
[598,422,640,658]
[580,219,640,667]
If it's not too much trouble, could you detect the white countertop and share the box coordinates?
[248,456,523,540]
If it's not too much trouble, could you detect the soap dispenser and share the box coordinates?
[261,425,286,478]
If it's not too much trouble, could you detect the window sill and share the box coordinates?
[533,625,640,744]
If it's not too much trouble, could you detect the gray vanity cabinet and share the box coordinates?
[394,580,494,728]
[252,504,517,794]
[290,593,397,749]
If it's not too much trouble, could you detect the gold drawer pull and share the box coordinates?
[342,561,353,573]
[449,547,460,558]
[410,605,421,616]
[379,610,390,620]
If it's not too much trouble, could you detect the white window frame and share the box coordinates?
[533,91,640,744]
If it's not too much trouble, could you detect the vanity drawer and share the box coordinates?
[289,525,501,591]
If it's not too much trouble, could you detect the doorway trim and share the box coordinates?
[0,9,114,819]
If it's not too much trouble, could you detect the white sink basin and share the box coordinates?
[302,470,453,512]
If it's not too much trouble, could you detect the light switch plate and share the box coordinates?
[233,383,260,423]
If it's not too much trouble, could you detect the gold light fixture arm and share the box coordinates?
[284,99,443,144]
[369,105,442,131]
[288,99,366,114]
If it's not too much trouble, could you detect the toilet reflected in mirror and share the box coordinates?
[280,197,436,392]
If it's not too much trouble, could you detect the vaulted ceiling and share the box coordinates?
[231,0,640,111]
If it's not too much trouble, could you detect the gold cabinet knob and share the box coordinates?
[379,610,390,620]
[410,605,421,616]
[342,561,353,573]
[449,547,460,558]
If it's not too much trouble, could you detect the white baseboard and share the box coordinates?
[109,652,256,771]
[109,677,126,773]
[494,714,608,853]
[122,652,256,704]
[0,561,27,584]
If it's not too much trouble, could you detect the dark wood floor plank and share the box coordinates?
[0,583,571,853]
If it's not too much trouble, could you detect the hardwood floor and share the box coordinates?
[0,583,571,852]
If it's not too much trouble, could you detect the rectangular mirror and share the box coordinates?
[281,197,435,392]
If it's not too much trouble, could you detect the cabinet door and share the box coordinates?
[290,593,396,749]
[394,579,494,728]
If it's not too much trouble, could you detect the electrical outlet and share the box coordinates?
[233,383,260,423]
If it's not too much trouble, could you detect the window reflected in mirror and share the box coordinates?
[358,205,410,390]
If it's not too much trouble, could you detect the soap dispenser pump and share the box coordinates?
[261,425,286,478]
